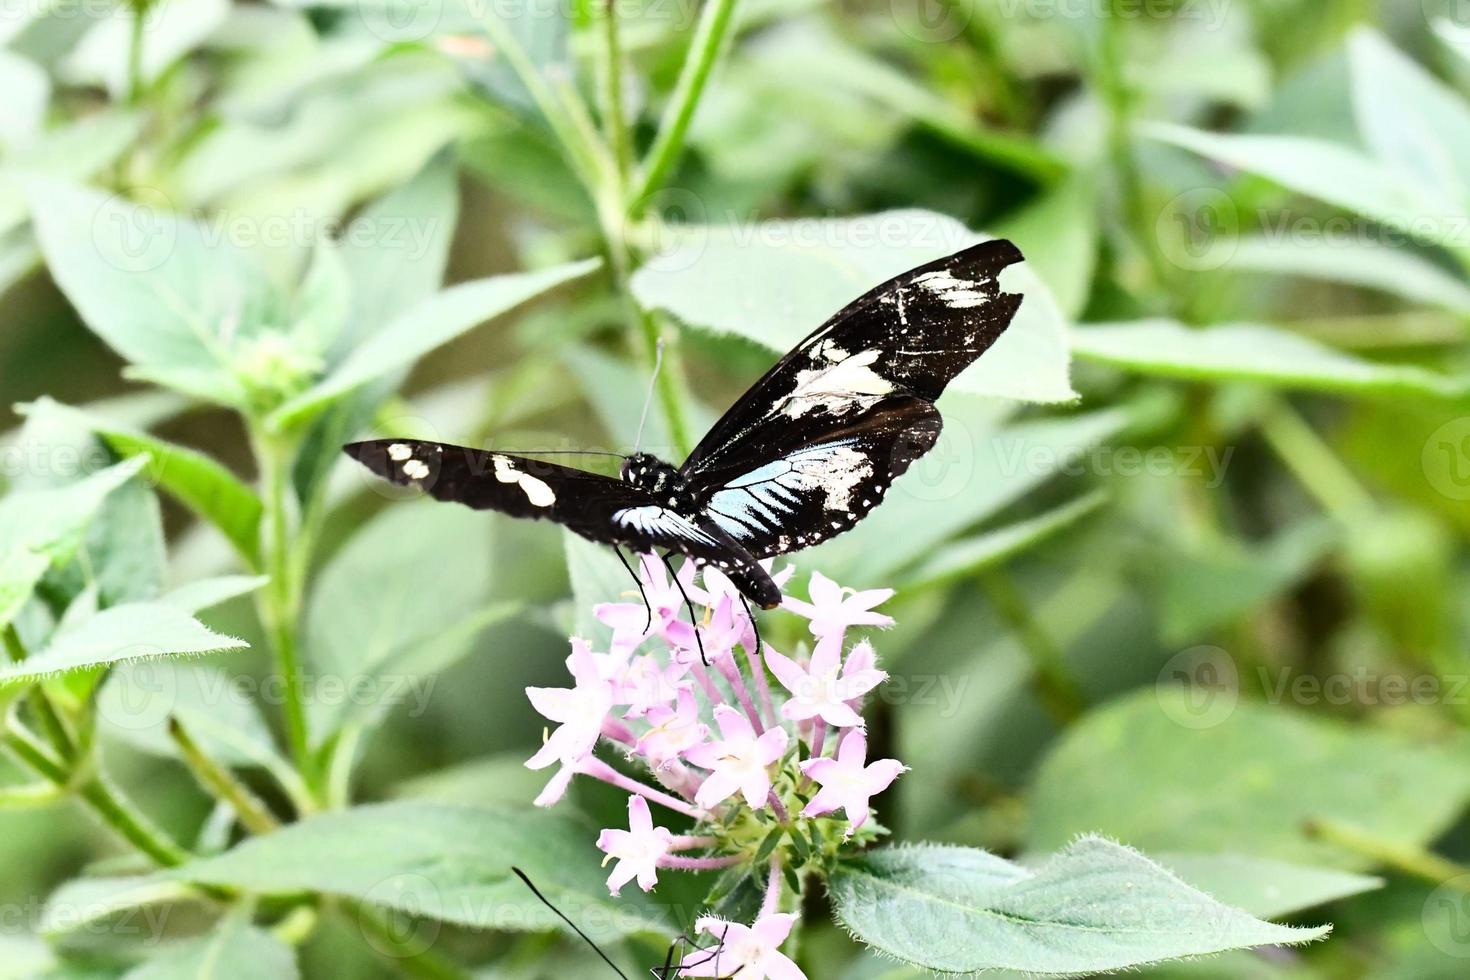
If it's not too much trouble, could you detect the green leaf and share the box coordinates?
[158,576,269,614]
[0,111,143,239]
[0,602,248,688]
[271,257,602,429]
[1027,690,1470,870]
[166,802,674,939]
[1151,520,1338,644]
[629,211,1076,405]
[808,400,1130,583]
[0,549,49,633]
[120,912,298,980]
[20,399,265,569]
[41,876,197,938]
[0,51,48,152]
[829,839,1326,976]
[993,171,1099,320]
[1224,236,1470,314]
[1347,27,1470,202]
[1144,122,1470,255]
[305,502,497,740]
[563,529,635,643]
[0,935,55,978]
[27,181,280,408]
[0,456,149,562]
[391,753,547,809]
[1154,853,1382,919]
[60,0,230,99]
[899,490,1109,590]
[97,661,278,768]
[1071,320,1470,398]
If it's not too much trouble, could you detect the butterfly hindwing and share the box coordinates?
[695,394,941,558]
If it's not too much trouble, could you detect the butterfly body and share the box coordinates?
[345,239,1026,607]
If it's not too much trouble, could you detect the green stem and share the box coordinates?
[169,718,280,835]
[4,722,189,867]
[251,426,315,797]
[980,570,1086,724]
[597,0,634,179]
[4,627,77,762]
[1308,818,1470,889]
[1258,398,1376,521]
[631,0,741,207]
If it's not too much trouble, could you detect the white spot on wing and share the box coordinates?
[493,455,556,508]
[403,459,430,480]
[777,349,893,419]
[914,268,991,308]
[388,443,412,461]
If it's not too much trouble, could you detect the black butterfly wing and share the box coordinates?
[679,238,1023,478]
[680,239,1023,557]
[343,439,771,581]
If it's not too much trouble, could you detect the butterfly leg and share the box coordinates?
[740,594,764,658]
[511,868,629,980]
[661,551,708,666]
[615,547,654,636]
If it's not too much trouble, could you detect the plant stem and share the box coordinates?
[126,0,147,105]
[1258,398,1376,521]
[169,718,280,835]
[980,569,1086,724]
[632,0,741,206]
[4,626,76,762]
[597,0,633,179]
[1307,818,1470,889]
[251,426,316,797]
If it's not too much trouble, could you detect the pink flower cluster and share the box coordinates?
[524,557,906,978]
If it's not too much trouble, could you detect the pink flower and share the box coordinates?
[669,594,746,663]
[617,653,690,719]
[636,687,709,767]
[596,795,674,895]
[524,639,614,806]
[594,555,700,651]
[686,706,789,810]
[799,728,905,833]
[765,635,887,728]
[781,570,893,640]
[679,913,804,979]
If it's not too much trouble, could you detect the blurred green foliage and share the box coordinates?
[3,0,1470,976]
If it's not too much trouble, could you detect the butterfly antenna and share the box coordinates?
[633,338,665,455]
[511,868,630,980]
[492,449,628,459]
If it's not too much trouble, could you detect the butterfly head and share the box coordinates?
[622,453,697,510]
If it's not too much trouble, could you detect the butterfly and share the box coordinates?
[345,239,1025,614]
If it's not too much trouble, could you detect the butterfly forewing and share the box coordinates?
[679,239,1022,559]
[344,440,774,595]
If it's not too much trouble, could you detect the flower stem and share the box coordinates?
[759,853,782,918]
[744,645,774,727]
[632,0,741,206]
[583,757,704,819]
[4,626,75,763]
[660,854,743,871]
[714,655,764,733]
[168,717,280,835]
[125,0,147,105]
[980,569,1086,724]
